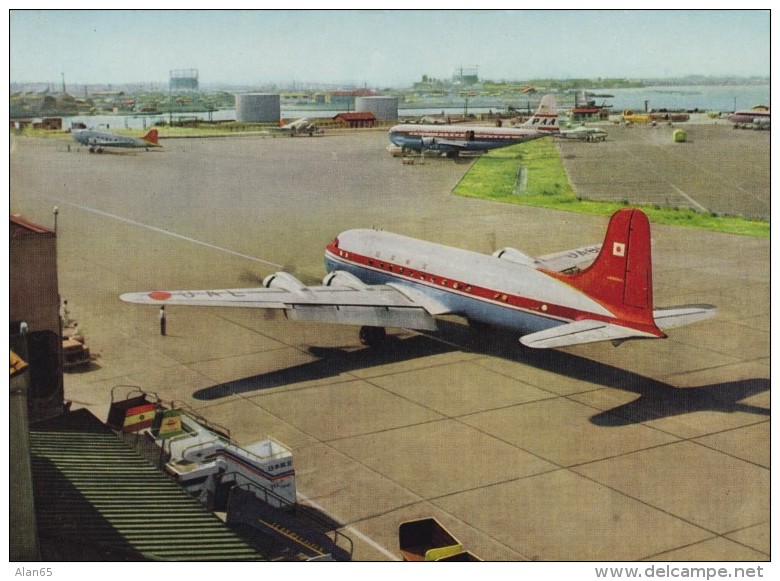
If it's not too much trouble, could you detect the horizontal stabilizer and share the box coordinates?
[519,319,659,349]
[535,244,602,273]
[653,304,717,330]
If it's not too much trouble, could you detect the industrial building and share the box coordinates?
[327,89,376,110]
[170,68,199,92]
[333,112,377,128]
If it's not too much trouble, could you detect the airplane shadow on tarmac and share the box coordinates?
[193,320,770,426]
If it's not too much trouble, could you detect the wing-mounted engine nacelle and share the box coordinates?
[421,136,436,148]
[262,272,307,292]
[322,270,368,290]
[492,247,536,266]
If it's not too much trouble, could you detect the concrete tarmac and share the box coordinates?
[10,127,770,561]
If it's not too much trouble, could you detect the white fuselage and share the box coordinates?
[388,124,554,152]
[72,130,148,148]
[325,229,613,334]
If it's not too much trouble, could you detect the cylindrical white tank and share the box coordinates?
[355,96,399,120]
[235,93,281,122]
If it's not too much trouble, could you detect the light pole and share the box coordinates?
[53,206,59,234]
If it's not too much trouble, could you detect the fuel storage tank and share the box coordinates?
[235,93,281,122]
[355,96,399,121]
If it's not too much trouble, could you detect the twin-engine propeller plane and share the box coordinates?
[278,117,321,136]
[388,94,560,157]
[121,209,715,349]
[73,128,161,153]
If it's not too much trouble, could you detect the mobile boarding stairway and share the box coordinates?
[108,386,353,561]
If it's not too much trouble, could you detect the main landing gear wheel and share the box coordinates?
[468,319,493,334]
[359,326,386,347]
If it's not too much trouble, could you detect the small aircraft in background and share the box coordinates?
[73,128,161,153]
[121,208,715,350]
[557,125,608,142]
[278,117,322,136]
[388,94,560,157]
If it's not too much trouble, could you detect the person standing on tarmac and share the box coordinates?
[159,305,167,336]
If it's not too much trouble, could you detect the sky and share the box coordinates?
[8,9,772,88]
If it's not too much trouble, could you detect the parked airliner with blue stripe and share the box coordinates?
[121,208,715,350]
[388,95,560,157]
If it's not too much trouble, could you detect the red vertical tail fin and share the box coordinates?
[548,208,662,335]
[141,129,159,145]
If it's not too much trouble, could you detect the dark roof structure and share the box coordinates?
[29,409,263,561]
[333,112,377,121]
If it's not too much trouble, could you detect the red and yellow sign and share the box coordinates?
[122,403,157,432]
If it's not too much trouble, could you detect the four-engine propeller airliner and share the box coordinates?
[73,128,161,153]
[121,208,715,349]
[388,95,560,157]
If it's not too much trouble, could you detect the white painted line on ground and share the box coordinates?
[297,492,401,561]
[43,196,284,268]
[670,184,709,213]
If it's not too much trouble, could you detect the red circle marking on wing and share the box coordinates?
[148,291,172,301]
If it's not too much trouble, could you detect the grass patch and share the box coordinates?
[453,139,769,238]
[456,138,574,199]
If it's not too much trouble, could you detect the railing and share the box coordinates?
[219,471,354,559]
[170,398,231,441]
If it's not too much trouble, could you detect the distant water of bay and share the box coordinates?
[593,84,769,112]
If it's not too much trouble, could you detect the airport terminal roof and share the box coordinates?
[29,408,264,561]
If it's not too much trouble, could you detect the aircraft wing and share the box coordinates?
[432,139,468,151]
[535,244,602,273]
[519,319,660,349]
[120,275,442,331]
